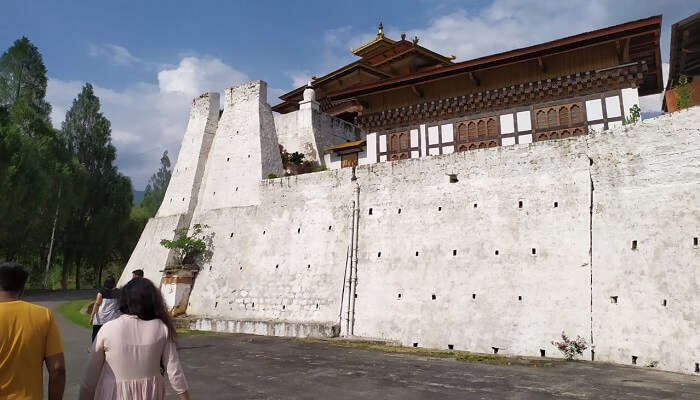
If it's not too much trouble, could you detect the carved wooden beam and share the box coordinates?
[411,85,423,98]
[468,72,480,86]
[537,56,546,72]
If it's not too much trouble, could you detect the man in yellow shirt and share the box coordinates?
[0,262,65,400]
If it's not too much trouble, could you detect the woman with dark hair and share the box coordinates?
[89,275,120,341]
[79,278,190,400]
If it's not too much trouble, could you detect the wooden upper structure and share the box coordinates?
[663,12,700,112]
[273,17,663,130]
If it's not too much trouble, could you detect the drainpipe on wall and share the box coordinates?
[349,167,360,336]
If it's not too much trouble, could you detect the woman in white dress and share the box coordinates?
[80,278,191,400]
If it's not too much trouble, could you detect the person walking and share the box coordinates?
[79,278,190,400]
[89,275,120,341]
[0,262,66,400]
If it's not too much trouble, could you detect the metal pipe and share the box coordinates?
[349,174,360,336]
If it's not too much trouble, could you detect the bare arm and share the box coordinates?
[45,353,66,400]
[89,293,102,325]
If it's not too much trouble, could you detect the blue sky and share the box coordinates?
[1,1,696,189]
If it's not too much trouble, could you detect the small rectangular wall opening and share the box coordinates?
[431,294,436,300]
[438,206,442,211]
[531,248,537,255]
[554,201,558,208]
[610,296,618,304]
[662,299,667,307]
[369,208,373,215]
[518,200,523,208]
[378,251,381,258]
[492,347,499,354]
[695,362,699,373]
[398,208,401,214]
[415,251,419,256]
[518,296,522,301]
[472,293,476,299]
[413,343,418,347]
[453,249,457,256]
[694,237,698,247]
[397,293,402,299]
[632,240,637,250]
[495,250,499,255]
[540,349,545,357]
[473,203,478,208]
[448,344,454,350]
[632,356,638,365]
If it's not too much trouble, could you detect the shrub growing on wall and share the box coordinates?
[278,145,326,176]
[160,223,209,266]
[675,74,691,110]
[551,331,588,360]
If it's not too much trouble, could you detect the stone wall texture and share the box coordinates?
[121,85,700,375]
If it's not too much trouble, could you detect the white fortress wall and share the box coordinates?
[187,169,355,335]
[274,104,362,166]
[589,108,700,374]
[118,93,220,286]
[195,81,283,211]
[352,137,592,357]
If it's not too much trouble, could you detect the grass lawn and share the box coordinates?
[56,298,92,330]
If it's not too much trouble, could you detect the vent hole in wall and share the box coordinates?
[662,299,667,307]
[540,349,546,357]
[438,206,442,211]
[328,225,332,231]
[413,343,418,348]
[492,347,499,354]
[316,303,319,309]
[554,201,558,208]
[354,293,357,298]
[252,302,254,308]
[632,240,637,250]
[694,237,698,246]
[473,203,478,208]
[610,296,618,304]
[398,208,402,214]
[472,293,476,299]
[275,264,279,269]
[307,264,310,269]
[415,251,419,256]
[235,187,238,192]
[518,200,523,208]
[214,302,218,308]
[632,356,638,365]
[369,208,373,215]
[448,174,458,183]
[495,250,499,256]
[397,293,401,299]
[226,157,230,162]
[282,305,285,310]
[247,154,250,158]
[378,252,381,258]
[431,294,436,300]
[518,296,522,301]
[448,344,454,350]
[695,363,699,373]
[239,266,243,270]
[453,249,457,256]
[297,228,301,234]
[263,230,266,235]
[531,248,537,255]
[230,233,233,238]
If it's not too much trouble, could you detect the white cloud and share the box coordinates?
[88,43,143,66]
[285,70,312,88]
[47,56,252,189]
[158,57,248,96]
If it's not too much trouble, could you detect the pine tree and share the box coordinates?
[60,83,132,289]
[140,150,172,216]
[0,37,51,120]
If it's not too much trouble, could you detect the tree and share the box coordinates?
[140,150,172,216]
[0,37,51,121]
[60,83,132,289]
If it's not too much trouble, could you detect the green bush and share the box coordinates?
[160,224,208,265]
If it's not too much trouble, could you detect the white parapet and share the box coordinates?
[195,81,284,211]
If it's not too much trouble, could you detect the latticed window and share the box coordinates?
[468,122,477,140]
[399,133,409,150]
[548,109,558,127]
[571,105,581,123]
[537,111,546,129]
[457,123,467,142]
[486,118,497,137]
[559,107,569,126]
[390,134,399,151]
[477,120,486,137]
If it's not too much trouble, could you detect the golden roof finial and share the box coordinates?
[378,21,384,37]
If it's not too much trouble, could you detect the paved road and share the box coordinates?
[23,291,700,399]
